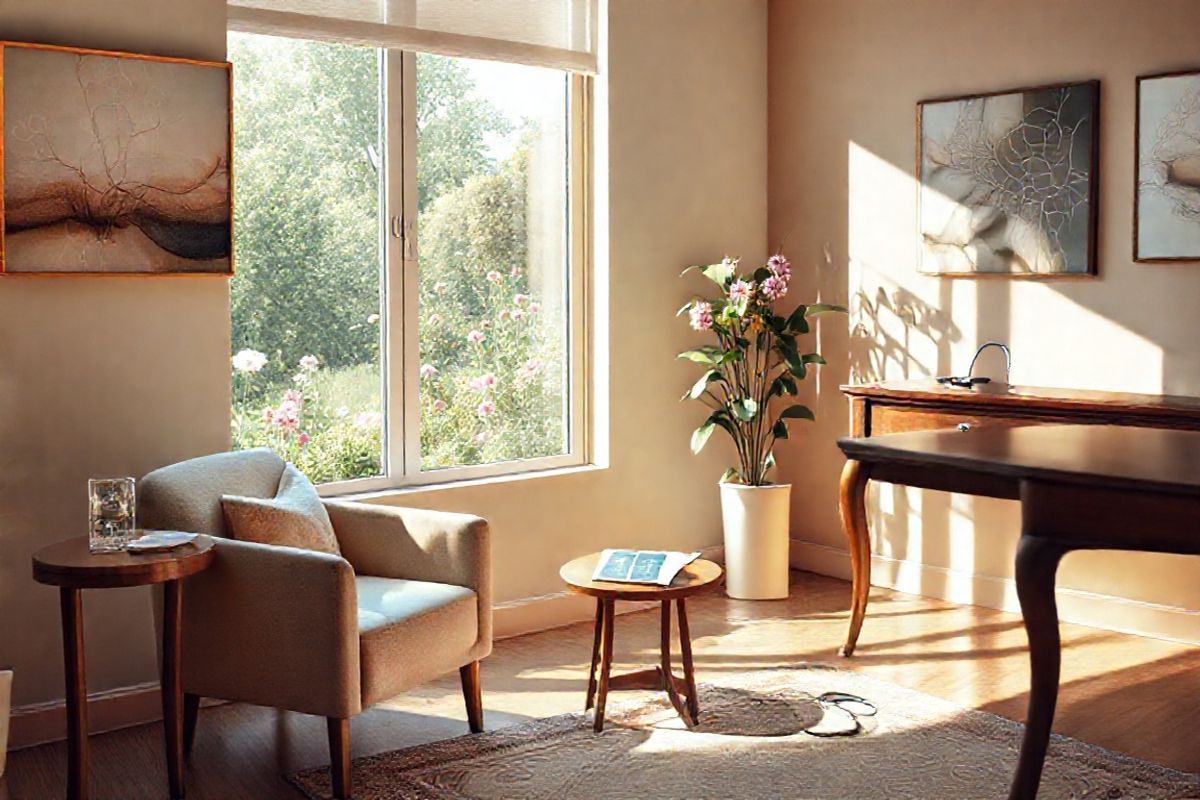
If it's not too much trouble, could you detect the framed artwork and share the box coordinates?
[917,80,1099,277]
[0,41,232,275]
[1136,69,1200,262]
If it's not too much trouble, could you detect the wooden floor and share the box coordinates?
[4,571,1197,799]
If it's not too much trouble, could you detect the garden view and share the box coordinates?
[228,34,570,484]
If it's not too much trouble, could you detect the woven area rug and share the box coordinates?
[289,664,1200,799]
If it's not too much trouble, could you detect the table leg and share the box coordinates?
[676,598,700,724]
[162,579,185,799]
[61,587,88,800]
[659,601,689,725]
[585,598,603,711]
[838,458,872,657]
[1008,535,1068,800]
[593,599,615,732]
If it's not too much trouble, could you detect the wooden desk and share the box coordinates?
[838,380,1200,657]
[837,424,1200,799]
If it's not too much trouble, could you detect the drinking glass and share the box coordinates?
[88,478,136,553]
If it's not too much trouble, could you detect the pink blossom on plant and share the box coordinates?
[512,308,525,321]
[429,313,443,324]
[689,301,714,331]
[729,279,754,304]
[476,400,496,417]
[467,330,486,344]
[528,302,541,315]
[761,274,788,301]
[433,399,447,413]
[499,309,511,322]
[510,265,521,277]
[283,389,303,404]
[468,373,496,392]
[515,358,541,383]
[486,270,503,283]
[513,294,528,306]
[273,399,301,431]
[298,354,319,371]
[767,253,791,282]
[297,432,311,446]
[420,364,438,379]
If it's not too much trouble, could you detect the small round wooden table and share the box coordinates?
[32,535,216,800]
[560,553,723,732]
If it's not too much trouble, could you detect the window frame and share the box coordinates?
[225,41,592,495]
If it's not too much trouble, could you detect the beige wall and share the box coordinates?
[0,1,231,709]
[1,0,769,711]
[769,0,1200,642]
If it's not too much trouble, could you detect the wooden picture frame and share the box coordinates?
[0,40,233,276]
[1135,68,1200,262]
[916,80,1100,278]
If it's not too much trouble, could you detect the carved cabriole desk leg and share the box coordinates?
[838,458,872,657]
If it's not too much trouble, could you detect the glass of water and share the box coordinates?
[88,478,136,553]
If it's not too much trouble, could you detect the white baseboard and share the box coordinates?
[789,538,1200,646]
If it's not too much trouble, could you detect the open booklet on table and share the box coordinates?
[592,549,701,586]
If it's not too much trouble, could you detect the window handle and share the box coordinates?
[390,215,403,240]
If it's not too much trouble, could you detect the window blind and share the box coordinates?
[227,0,599,73]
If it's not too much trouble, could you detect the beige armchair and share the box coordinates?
[139,449,491,799]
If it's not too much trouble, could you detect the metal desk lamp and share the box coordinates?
[936,341,1011,389]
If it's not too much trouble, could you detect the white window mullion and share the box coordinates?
[399,49,423,479]
[383,49,408,479]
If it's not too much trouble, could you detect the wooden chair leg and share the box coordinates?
[459,661,484,733]
[585,598,604,711]
[183,694,200,756]
[327,717,351,800]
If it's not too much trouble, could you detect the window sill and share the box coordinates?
[323,461,606,502]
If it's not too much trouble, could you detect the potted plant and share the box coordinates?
[678,254,844,599]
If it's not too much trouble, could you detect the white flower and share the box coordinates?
[232,349,267,374]
[367,313,380,324]
[335,405,349,418]
[298,354,319,371]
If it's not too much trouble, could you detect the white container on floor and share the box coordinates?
[0,669,11,777]
[720,483,791,599]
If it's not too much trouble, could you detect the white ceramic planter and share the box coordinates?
[719,482,791,600]
[0,669,11,777]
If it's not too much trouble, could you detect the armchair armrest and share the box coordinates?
[181,538,361,718]
[325,501,492,651]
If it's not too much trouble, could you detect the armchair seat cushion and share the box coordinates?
[356,576,479,706]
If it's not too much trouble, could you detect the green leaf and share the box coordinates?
[772,419,789,439]
[682,259,736,287]
[786,304,810,334]
[683,369,721,400]
[764,451,777,471]
[753,266,771,283]
[730,397,759,422]
[716,349,743,366]
[779,404,815,421]
[805,303,848,316]
[770,374,798,397]
[719,467,741,484]
[677,346,721,366]
[801,353,827,365]
[691,422,716,454]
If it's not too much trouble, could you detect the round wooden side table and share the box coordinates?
[560,553,723,732]
[32,535,216,800]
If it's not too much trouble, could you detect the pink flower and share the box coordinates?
[468,373,496,392]
[467,330,486,344]
[297,432,311,446]
[516,359,541,383]
[528,302,541,315]
[498,309,511,322]
[767,253,791,282]
[510,265,521,277]
[513,294,528,306]
[298,354,319,371]
[273,399,300,431]
[486,270,503,283]
[433,399,447,413]
[420,364,438,379]
[282,389,302,404]
[689,301,714,331]
[476,400,496,418]
[512,308,525,321]
[729,279,754,304]
[429,313,443,325]
[761,274,788,301]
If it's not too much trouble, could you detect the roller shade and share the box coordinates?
[227,0,599,73]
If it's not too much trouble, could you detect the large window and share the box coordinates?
[229,34,588,488]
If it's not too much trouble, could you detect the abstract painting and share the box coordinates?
[1136,70,1200,261]
[918,81,1099,277]
[1,42,231,274]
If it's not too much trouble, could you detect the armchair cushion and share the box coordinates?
[356,576,479,706]
[221,464,340,555]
